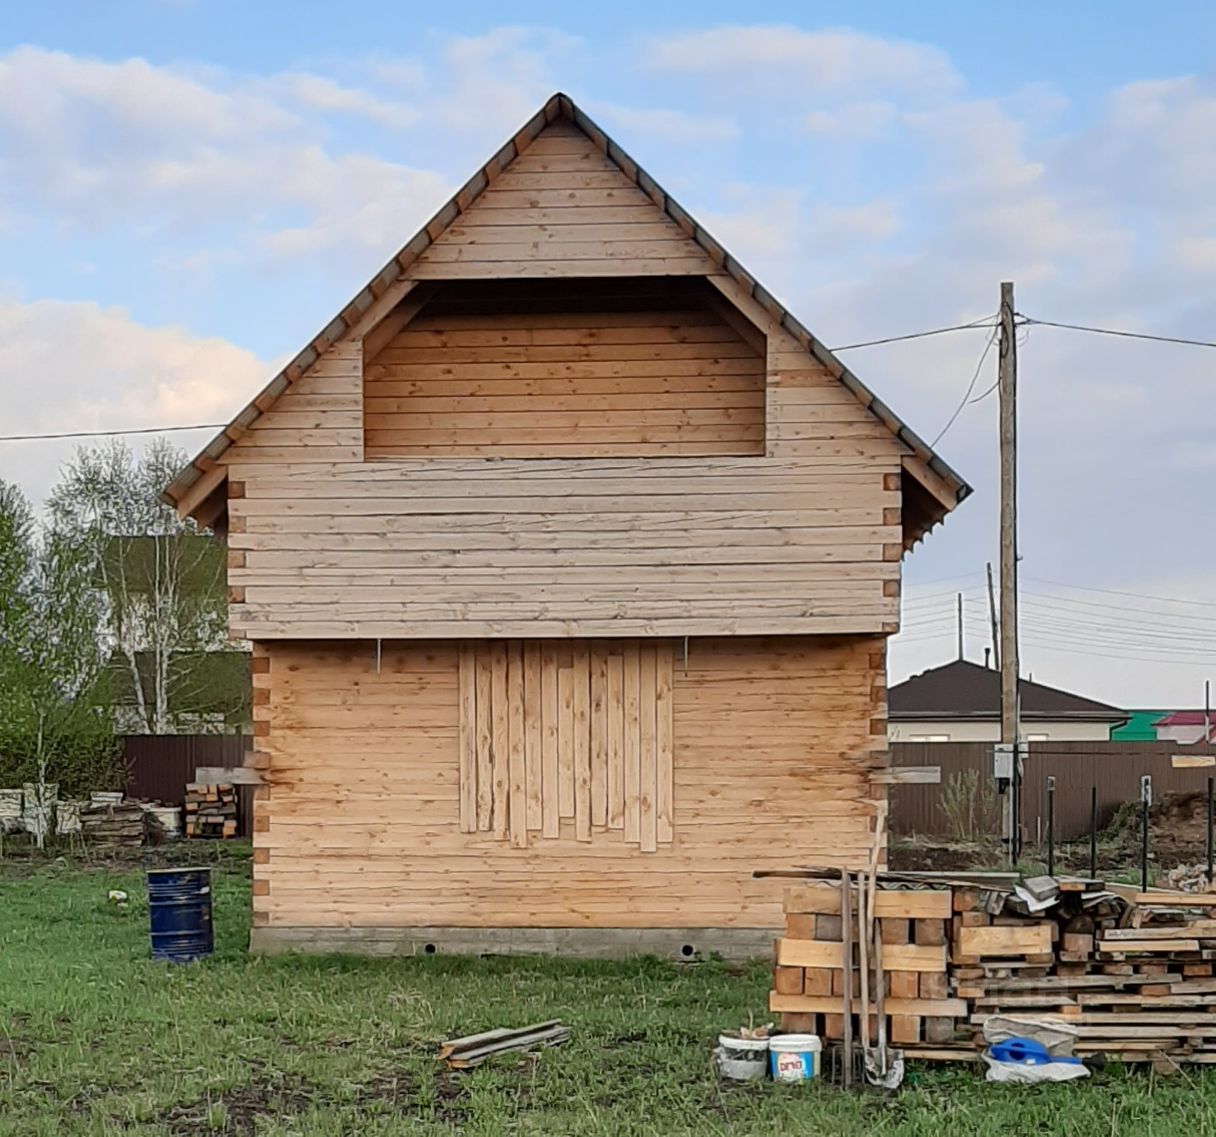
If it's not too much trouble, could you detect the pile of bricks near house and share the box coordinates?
[768,869,1216,1066]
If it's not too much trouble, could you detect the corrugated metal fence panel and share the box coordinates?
[892,741,1216,840]
[122,735,254,837]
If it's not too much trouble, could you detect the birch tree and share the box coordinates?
[0,479,118,837]
[47,439,245,734]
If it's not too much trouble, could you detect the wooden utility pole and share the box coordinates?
[998,281,1021,859]
[956,593,964,660]
[985,561,1000,670]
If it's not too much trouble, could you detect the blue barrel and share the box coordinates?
[147,867,214,962]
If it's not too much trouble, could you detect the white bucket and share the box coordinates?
[716,1033,769,1081]
[770,1034,821,1082]
[144,805,182,839]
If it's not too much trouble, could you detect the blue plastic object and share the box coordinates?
[147,867,214,963]
[989,1037,1082,1066]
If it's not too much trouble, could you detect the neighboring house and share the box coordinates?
[106,648,250,735]
[1111,710,1169,741]
[1153,712,1216,744]
[163,94,969,958]
[888,659,1126,742]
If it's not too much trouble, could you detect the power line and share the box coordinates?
[929,324,1000,448]
[1019,315,1216,350]
[831,317,997,352]
[1023,576,1216,613]
[0,423,223,443]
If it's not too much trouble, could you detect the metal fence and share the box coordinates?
[122,734,254,836]
[891,740,1216,840]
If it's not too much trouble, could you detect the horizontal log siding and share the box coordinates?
[251,635,887,932]
[405,119,718,279]
[364,307,766,458]
[225,455,903,639]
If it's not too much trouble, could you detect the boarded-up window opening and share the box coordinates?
[458,638,674,850]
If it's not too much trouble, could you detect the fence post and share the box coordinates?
[1045,776,1055,877]
[1140,775,1152,892]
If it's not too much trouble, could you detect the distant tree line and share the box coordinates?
[0,439,247,798]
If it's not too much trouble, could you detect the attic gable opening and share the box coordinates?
[361,277,766,459]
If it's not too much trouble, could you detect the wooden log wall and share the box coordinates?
[458,639,674,851]
[405,118,718,279]
[364,301,765,458]
[250,634,888,932]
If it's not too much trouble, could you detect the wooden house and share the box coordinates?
[165,94,970,958]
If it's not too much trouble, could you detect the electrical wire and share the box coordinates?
[928,324,1000,448]
[831,317,998,352]
[1023,576,1216,612]
[0,423,224,443]
[1019,316,1216,350]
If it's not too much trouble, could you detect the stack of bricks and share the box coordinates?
[768,880,969,1056]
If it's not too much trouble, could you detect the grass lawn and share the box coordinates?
[3,848,1215,1135]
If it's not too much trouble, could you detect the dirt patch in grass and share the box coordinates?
[154,1065,472,1135]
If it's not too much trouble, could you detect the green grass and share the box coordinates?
[3,851,1216,1135]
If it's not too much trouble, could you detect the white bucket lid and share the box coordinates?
[770,1034,822,1051]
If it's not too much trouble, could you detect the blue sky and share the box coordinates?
[1,3,1214,705]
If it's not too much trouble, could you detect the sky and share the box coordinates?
[1,1,1214,708]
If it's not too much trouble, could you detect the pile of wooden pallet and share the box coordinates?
[768,868,1216,1067]
[951,879,1216,1065]
[767,879,969,1059]
[80,800,146,846]
[184,783,238,839]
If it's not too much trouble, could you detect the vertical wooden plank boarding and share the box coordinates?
[523,641,542,832]
[541,645,560,838]
[507,639,527,849]
[656,640,674,845]
[490,640,509,840]
[573,644,592,842]
[590,646,608,829]
[474,646,493,832]
[623,640,641,845]
[606,652,625,830]
[458,642,477,833]
[557,662,575,820]
[638,642,658,853]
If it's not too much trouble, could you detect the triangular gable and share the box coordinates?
[165,92,971,519]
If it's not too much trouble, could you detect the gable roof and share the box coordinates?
[164,92,972,513]
[889,659,1126,723]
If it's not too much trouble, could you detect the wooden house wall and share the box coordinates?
[404,119,718,279]
[363,303,766,458]
[217,117,911,641]
[250,634,887,936]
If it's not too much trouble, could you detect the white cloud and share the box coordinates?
[0,297,268,504]
[591,102,737,143]
[269,72,421,128]
[643,25,959,98]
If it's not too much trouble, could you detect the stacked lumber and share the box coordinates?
[765,868,1216,1067]
[439,1020,571,1069]
[184,783,238,839]
[80,800,146,846]
[768,881,969,1055]
[954,881,1216,1065]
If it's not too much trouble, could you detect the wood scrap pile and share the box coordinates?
[80,800,146,846]
[185,783,238,838]
[439,1020,571,1069]
[767,875,968,1060]
[765,866,1216,1067]
[953,876,1216,1065]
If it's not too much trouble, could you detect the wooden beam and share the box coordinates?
[902,454,960,514]
[174,464,227,520]
[872,766,942,786]
[362,283,439,363]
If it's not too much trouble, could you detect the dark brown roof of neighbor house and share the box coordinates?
[888,659,1126,722]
